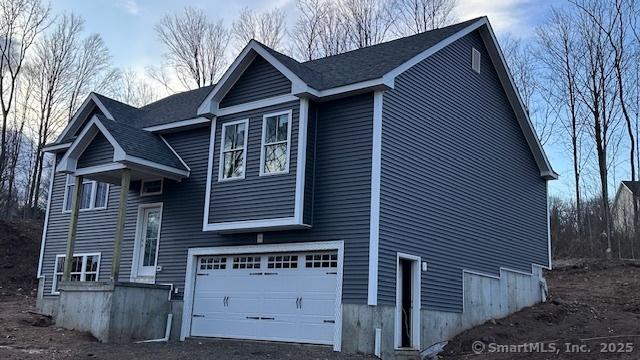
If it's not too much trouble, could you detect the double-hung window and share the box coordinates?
[260,111,291,175]
[64,175,108,212]
[219,119,249,181]
[52,253,100,294]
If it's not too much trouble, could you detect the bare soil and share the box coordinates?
[443,259,640,359]
[0,219,41,298]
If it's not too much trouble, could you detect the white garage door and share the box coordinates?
[190,251,339,345]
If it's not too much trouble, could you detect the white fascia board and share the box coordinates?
[143,117,211,132]
[160,135,191,172]
[197,41,311,115]
[41,142,71,153]
[122,155,190,179]
[57,93,115,142]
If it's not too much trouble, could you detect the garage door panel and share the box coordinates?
[190,251,338,346]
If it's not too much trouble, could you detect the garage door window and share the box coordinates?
[305,253,338,268]
[267,255,298,269]
[233,256,261,269]
[200,256,226,270]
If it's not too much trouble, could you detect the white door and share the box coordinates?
[134,206,162,282]
[190,252,338,345]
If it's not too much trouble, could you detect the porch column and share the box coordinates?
[111,168,130,282]
[63,175,83,281]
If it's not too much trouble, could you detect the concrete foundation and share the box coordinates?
[55,281,172,343]
[341,266,546,359]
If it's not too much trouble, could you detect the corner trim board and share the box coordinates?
[37,156,56,278]
[367,91,383,306]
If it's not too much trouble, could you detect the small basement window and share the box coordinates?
[141,179,163,196]
[52,253,100,294]
[472,47,481,74]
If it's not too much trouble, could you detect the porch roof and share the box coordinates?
[57,115,190,182]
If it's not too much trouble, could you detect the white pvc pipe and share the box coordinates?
[136,314,173,343]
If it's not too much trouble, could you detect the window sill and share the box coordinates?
[62,206,108,214]
[259,170,290,177]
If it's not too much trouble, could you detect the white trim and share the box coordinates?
[160,135,191,172]
[180,240,344,352]
[122,155,190,179]
[130,203,164,283]
[197,41,309,115]
[217,119,249,182]
[143,117,210,132]
[368,91,383,306]
[217,94,299,117]
[57,93,115,143]
[74,163,126,176]
[394,252,421,350]
[37,156,56,278]
[259,109,293,176]
[140,179,164,197]
[294,99,308,224]
[546,181,552,270]
[202,119,216,232]
[203,217,311,232]
[314,78,393,98]
[51,252,102,295]
[41,142,71,152]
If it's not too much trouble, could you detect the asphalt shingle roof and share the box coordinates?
[95,115,188,171]
[88,18,483,129]
[623,181,640,196]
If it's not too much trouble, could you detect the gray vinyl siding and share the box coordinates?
[42,93,373,304]
[77,133,114,168]
[377,31,549,311]
[220,55,292,108]
[208,101,299,223]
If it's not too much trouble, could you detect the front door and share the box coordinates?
[134,205,162,283]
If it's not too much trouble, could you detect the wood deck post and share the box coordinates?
[111,168,130,282]
[63,175,83,282]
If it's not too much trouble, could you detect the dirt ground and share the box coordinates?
[443,259,640,359]
[0,294,374,359]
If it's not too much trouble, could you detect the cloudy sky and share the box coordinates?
[53,0,574,197]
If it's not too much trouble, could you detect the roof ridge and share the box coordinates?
[302,16,485,65]
[92,92,141,111]
[140,84,216,111]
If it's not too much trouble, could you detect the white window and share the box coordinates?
[141,179,163,196]
[232,256,261,269]
[305,253,338,268]
[260,110,292,175]
[472,47,481,74]
[63,175,108,212]
[52,253,100,294]
[199,256,227,270]
[218,119,249,181]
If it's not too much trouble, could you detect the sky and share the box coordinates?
[52,0,576,197]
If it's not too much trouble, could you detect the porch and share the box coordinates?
[52,115,190,342]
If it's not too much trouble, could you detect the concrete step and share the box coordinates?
[394,348,421,360]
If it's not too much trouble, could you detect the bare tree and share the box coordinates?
[155,6,229,89]
[538,8,585,234]
[0,0,49,189]
[232,7,287,52]
[340,0,396,48]
[110,68,158,107]
[292,0,327,61]
[393,0,456,36]
[318,0,351,56]
[574,1,619,256]
[25,14,113,216]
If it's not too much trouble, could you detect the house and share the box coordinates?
[612,181,640,233]
[36,17,557,358]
